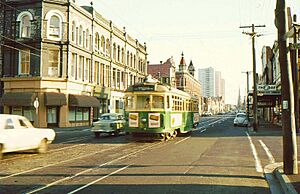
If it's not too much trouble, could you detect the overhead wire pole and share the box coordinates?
[242,71,252,121]
[240,24,266,132]
[275,0,298,175]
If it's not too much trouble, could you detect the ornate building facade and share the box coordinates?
[0,0,147,127]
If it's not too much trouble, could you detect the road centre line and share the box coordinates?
[259,140,276,164]
[26,142,163,194]
[246,132,263,172]
[0,146,120,181]
[68,165,131,194]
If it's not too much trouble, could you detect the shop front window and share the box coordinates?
[47,107,57,124]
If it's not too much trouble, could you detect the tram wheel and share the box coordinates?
[173,130,178,138]
[165,132,171,141]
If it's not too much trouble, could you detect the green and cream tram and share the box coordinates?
[124,79,200,141]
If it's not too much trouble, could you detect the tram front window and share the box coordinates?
[137,96,151,109]
[125,96,135,110]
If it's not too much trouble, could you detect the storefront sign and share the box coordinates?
[257,85,277,92]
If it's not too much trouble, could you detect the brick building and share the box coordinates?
[148,53,202,113]
[147,57,176,87]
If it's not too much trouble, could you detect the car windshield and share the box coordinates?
[100,115,119,120]
[237,114,246,118]
[100,116,110,120]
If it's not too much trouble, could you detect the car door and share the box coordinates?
[16,118,40,149]
[1,117,23,152]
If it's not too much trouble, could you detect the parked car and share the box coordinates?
[202,111,213,116]
[91,113,125,138]
[233,113,249,127]
[0,114,56,159]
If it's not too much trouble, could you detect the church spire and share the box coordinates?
[179,52,186,72]
[188,60,195,77]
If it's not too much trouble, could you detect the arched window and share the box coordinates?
[49,15,60,38]
[133,55,136,68]
[127,51,129,66]
[17,11,33,38]
[79,25,83,45]
[121,48,125,64]
[45,10,65,40]
[86,29,89,49]
[117,46,120,62]
[106,38,110,55]
[95,32,100,51]
[130,53,133,67]
[71,21,76,42]
[101,36,105,53]
[113,43,116,60]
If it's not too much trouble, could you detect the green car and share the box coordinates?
[91,113,125,138]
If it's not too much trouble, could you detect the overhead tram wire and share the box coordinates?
[0,43,41,58]
[0,34,43,54]
[0,1,44,55]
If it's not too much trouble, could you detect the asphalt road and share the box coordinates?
[0,114,286,194]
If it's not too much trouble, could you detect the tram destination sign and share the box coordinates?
[133,85,155,91]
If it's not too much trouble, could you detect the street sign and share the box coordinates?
[34,98,39,108]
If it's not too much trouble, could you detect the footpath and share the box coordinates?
[249,122,299,194]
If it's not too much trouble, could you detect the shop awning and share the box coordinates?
[0,92,37,106]
[45,93,67,106]
[69,94,100,107]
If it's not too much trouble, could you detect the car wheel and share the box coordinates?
[94,132,100,138]
[37,139,48,154]
[0,144,3,160]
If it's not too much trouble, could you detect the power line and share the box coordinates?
[0,34,42,54]
[0,43,41,58]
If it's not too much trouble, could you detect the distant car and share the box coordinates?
[233,113,249,127]
[202,112,213,116]
[0,114,56,159]
[91,113,125,138]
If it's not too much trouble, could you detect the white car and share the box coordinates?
[0,114,56,159]
[233,113,249,127]
[91,113,125,138]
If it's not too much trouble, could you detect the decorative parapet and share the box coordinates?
[94,11,110,30]
[137,42,146,53]
[112,25,125,40]
[127,34,136,47]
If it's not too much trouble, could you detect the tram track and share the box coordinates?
[0,138,167,193]
[31,116,232,193]
[24,141,165,194]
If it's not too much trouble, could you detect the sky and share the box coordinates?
[77,0,300,105]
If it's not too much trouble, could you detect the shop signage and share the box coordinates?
[257,85,277,92]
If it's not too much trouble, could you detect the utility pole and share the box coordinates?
[290,15,300,133]
[242,71,252,120]
[240,24,265,132]
[275,0,298,174]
